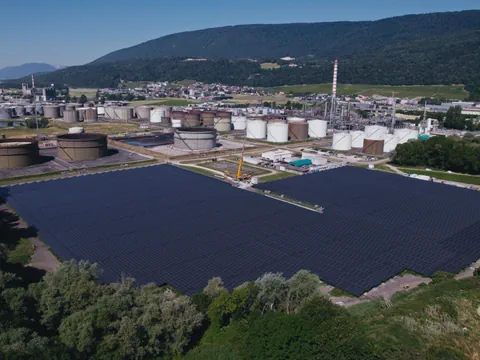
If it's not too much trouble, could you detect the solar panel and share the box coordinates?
[3,165,480,296]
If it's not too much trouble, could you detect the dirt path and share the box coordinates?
[28,238,60,272]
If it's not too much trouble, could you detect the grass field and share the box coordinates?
[69,88,98,98]
[260,62,281,69]
[0,121,141,138]
[129,98,199,106]
[398,167,480,185]
[258,172,297,183]
[268,84,468,99]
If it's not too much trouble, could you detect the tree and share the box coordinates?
[204,277,225,299]
[95,90,101,100]
[444,106,464,129]
[254,273,287,313]
[285,270,322,314]
[125,93,135,102]
[79,94,88,105]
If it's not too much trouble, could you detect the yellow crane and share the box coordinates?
[224,136,251,181]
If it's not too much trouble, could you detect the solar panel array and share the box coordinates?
[256,166,480,290]
[3,165,480,296]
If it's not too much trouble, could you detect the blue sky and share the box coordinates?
[1,0,479,68]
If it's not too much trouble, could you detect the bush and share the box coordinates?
[7,238,34,265]
[7,121,13,127]
[25,118,49,129]
[431,271,455,284]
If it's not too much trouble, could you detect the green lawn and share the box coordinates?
[129,98,199,106]
[258,172,297,183]
[268,84,468,99]
[177,165,218,178]
[398,167,480,185]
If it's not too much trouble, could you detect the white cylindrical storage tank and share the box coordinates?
[214,118,232,132]
[394,129,416,144]
[246,119,267,139]
[365,125,388,140]
[308,119,328,138]
[172,119,182,128]
[43,105,60,119]
[383,134,398,152]
[63,109,78,123]
[104,106,115,119]
[232,116,247,130]
[332,132,352,151]
[267,122,289,143]
[150,108,163,123]
[97,106,105,116]
[407,130,419,141]
[135,106,152,119]
[350,131,365,148]
[68,126,84,134]
[287,117,306,123]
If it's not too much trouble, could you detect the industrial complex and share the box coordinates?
[0,60,479,303]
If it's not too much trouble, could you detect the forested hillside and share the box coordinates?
[2,11,480,98]
[92,11,480,63]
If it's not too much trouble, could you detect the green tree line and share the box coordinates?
[392,135,480,174]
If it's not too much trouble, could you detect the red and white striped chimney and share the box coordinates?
[332,60,338,98]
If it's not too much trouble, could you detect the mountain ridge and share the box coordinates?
[0,63,60,80]
[92,10,480,64]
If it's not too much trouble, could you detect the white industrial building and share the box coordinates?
[261,150,294,162]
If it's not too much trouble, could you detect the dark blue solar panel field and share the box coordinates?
[2,165,480,296]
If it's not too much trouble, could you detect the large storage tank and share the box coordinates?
[77,108,87,122]
[104,106,133,120]
[232,116,247,130]
[289,122,309,140]
[172,119,182,128]
[35,105,44,116]
[25,105,35,115]
[213,111,232,132]
[135,106,152,119]
[104,106,116,120]
[85,108,98,122]
[97,106,105,116]
[246,119,267,139]
[287,117,306,123]
[308,119,327,138]
[0,108,11,120]
[383,134,398,152]
[150,106,170,123]
[58,104,66,117]
[200,111,215,127]
[350,131,365,148]
[171,111,185,127]
[0,138,39,169]
[365,125,388,140]
[394,128,419,144]
[116,107,134,121]
[15,105,25,117]
[174,127,217,151]
[63,109,78,123]
[43,105,60,119]
[332,133,352,151]
[57,133,108,161]
[267,122,289,143]
[363,139,385,155]
[183,113,201,127]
